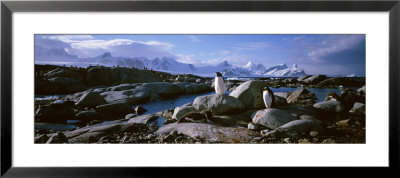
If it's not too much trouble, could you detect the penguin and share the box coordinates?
[262,86,275,108]
[177,110,213,123]
[212,72,226,94]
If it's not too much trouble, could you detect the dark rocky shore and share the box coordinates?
[34,65,365,144]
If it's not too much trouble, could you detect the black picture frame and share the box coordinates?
[1,0,399,177]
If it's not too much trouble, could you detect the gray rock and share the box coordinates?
[155,122,259,143]
[247,122,260,130]
[75,110,104,121]
[349,102,365,115]
[172,106,198,120]
[48,77,87,94]
[297,75,312,82]
[324,92,341,101]
[299,115,316,121]
[274,96,288,107]
[252,108,298,129]
[96,103,135,116]
[125,113,137,120]
[100,87,152,105]
[196,79,202,83]
[276,105,319,118]
[193,94,245,115]
[274,92,291,99]
[44,67,84,81]
[76,91,107,108]
[357,85,366,96]
[302,75,326,85]
[316,77,365,88]
[265,120,324,139]
[286,89,317,105]
[341,88,363,111]
[128,114,159,124]
[313,100,344,113]
[229,80,269,109]
[46,132,69,144]
[35,103,75,122]
[35,134,49,143]
[135,106,147,115]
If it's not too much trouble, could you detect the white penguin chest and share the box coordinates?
[215,77,225,94]
[263,90,273,108]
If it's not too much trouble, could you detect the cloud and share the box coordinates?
[35,35,174,58]
[47,35,94,42]
[307,35,365,62]
[233,42,271,51]
[187,35,201,43]
[174,54,199,64]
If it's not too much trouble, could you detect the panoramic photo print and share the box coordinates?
[34,34,366,144]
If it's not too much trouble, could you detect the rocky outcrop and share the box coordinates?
[313,100,344,113]
[252,108,298,129]
[229,80,269,109]
[316,77,365,88]
[172,106,198,120]
[96,103,135,117]
[349,102,365,115]
[193,94,245,115]
[286,89,317,105]
[155,122,259,143]
[301,75,326,85]
[35,103,75,122]
[75,91,108,108]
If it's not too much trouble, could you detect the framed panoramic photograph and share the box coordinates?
[1,0,399,177]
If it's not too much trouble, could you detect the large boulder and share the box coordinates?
[75,91,108,108]
[274,96,288,107]
[229,80,269,109]
[172,106,198,120]
[46,132,69,144]
[155,122,259,143]
[252,108,298,129]
[274,92,291,99]
[302,75,326,85]
[316,77,365,88]
[35,103,75,122]
[36,77,86,94]
[48,77,87,94]
[43,67,84,81]
[297,75,312,82]
[349,102,365,115]
[313,100,344,113]
[193,94,245,115]
[96,103,135,116]
[341,88,363,111]
[85,66,162,87]
[357,85,366,97]
[75,110,104,121]
[101,88,152,105]
[265,120,324,139]
[128,114,160,124]
[35,79,59,95]
[286,89,317,105]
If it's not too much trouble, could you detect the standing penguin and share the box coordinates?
[262,86,275,108]
[212,72,226,94]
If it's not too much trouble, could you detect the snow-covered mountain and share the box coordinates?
[35,50,307,77]
[263,64,306,77]
[243,61,266,75]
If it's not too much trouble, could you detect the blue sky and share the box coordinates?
[35,34,366,76]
